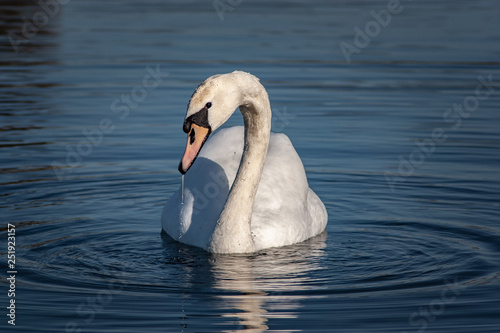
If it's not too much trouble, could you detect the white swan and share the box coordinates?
[162,71,327,253]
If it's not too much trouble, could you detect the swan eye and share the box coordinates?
[205,102,212,109]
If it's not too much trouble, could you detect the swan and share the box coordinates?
[161,71,327,253]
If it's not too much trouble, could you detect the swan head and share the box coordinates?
[178,71,258,174]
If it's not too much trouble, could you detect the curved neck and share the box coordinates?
[209,85,271,253]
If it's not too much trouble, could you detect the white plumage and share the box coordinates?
[162,71,327,253]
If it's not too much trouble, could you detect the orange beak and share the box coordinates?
[178,123,211,174]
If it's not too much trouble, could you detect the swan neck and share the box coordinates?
[209,84,271,253]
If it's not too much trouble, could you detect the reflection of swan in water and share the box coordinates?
[212,255,269,332]
[208,231,328,332]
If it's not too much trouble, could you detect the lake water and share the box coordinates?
[1,0,500,332]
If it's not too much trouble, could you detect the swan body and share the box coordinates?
[162,71,327,253]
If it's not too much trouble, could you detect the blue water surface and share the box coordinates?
[1,0,500,332]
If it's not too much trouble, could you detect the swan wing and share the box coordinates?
[162,126,327,250]
[252,131,328,250]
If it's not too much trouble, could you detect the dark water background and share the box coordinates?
[1,0,500,332]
